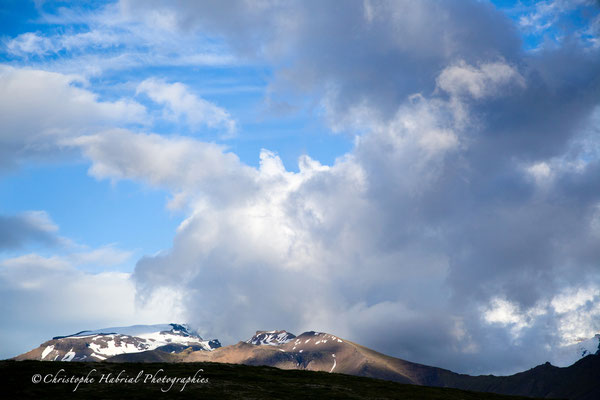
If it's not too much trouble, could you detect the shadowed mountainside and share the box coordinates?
[0,360,542,400]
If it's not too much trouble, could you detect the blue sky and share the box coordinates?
[1,0,600,375]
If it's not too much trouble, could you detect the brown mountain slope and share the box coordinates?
[106,330,600,399]
[108,330,461,386]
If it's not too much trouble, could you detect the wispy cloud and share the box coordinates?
[137,79,237,138]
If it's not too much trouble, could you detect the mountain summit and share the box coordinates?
[15,323,220,362]
[246,330,296,346]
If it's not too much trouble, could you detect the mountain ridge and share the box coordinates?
[12,324,600,399]
[14,323,220,362]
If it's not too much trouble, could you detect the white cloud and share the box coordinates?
[69,81,465,366]
[0,249,179,359]
[137,79,237,137]
[436,60,525,100]
[17,211,59,234]
[68,53,600,374]
[2,3,236,76]
[4,30,122,57]
[526,161,554,188]
[483,298,546,338]
[0,66,146,169]
[70,129,254,207]
[551,286,599,314]
[4,32,54,56]
[68,245,133,268]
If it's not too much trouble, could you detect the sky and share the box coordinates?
[0,0,599,375]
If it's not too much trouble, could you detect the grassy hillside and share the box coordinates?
[0,360,540,400]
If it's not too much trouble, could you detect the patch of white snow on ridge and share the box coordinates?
[89,339,140,356]
[90,353,106,360]
[61,349,76,362]
[41,345,54,360]
[137,331,211,349]
[330,354,337,373]
[247,331,295,346]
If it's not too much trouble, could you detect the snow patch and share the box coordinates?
[330,355,337,373]
[247,330,295,346]
[61,349,75,362]
[41,345,54,360]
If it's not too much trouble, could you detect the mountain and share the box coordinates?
[13,326,600,399]
[14,323,220,362]
[174,330,455,385]
[102,329,600,399]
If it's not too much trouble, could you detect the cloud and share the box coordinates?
[4,30,122,57]
[68,245,133,269]
[2,3,235,76]
[70,129,255,209]
[137,79,237,137]
[3,0,600,376]
[118,0,521,125]
[0,211,63,250]
[0,249,179,359]
[78,48,600,379]
[517,0,599,46]
[436,61,525,100]
[0,66,146,170]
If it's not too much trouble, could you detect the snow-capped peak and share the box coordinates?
[26,323,221,362]
[247,330,296,346]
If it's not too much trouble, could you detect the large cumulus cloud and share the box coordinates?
[61,0,600,374]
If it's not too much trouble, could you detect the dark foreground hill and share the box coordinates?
[0,360,539,400]
[439,355,600,400]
